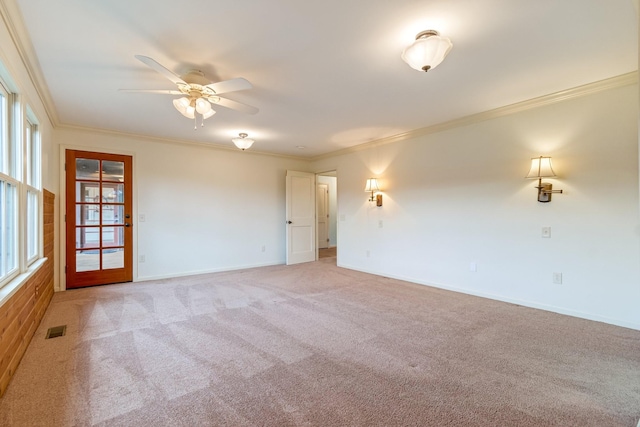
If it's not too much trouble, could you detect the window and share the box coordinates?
[0,73,43,288]
[0,82,18,281]
[0,85,6,172]
[0,181,17,279]
[25,116,41,263]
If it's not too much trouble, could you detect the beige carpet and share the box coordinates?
[1,258,639,426]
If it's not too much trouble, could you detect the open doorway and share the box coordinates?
[316,171,337,261]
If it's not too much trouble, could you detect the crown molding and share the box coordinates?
[310,72,638,162]
[0,0,58,127]
[58,124,311,162]
[4,0,634,165]
[59,72,638,164]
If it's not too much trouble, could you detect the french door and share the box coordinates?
[65,150,133,288]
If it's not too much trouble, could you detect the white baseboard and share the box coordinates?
[135,261,284,283]
[337,262,640,331]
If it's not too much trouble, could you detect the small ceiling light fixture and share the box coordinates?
[232,133,255,150]
[365,178,383,207]
[401,30,453,72]
[526,156,564,203]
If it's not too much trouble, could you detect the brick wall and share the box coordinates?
[0,189,55,396]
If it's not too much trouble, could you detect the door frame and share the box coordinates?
[316,183,329,249]
[315,171,338,257]
[285,170,317,265]
[58,144,137,291]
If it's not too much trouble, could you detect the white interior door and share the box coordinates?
[317,183,329,249]
[286,171,316,265]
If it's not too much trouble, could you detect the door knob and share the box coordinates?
[287,221,293,224]
[125,223,131,227]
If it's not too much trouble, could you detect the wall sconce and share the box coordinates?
[365,178,383,207]
[525,156,563,203]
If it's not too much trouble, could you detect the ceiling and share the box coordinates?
[12,0,639,158]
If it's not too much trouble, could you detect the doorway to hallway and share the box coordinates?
[316,172,337,261]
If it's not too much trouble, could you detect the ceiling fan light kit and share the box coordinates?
[124,55,258,129]
[172,97,195,118]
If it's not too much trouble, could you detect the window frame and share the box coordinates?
[24,112,41,265]
[0,72,43,289]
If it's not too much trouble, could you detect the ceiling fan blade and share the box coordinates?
[210,96,259,115]
[204,78,252,95]
[134,55,186,85]
[119,89,183,95]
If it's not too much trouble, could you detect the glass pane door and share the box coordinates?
[66,150,132,288]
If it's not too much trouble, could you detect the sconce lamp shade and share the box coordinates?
[402,30,453,72]
[526,156,557,179]
[364,178,380,193]
[365,178,383,206]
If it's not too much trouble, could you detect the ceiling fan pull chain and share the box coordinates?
[194,116,197,130]
[201,115,205,127]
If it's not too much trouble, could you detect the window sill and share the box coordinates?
[0,258,48,308]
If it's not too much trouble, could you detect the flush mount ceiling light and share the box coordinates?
[232,133,255,150]
[401,30,453,72]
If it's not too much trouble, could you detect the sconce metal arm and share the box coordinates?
[535,178,563,203]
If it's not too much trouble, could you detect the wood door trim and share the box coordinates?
[65,150,133,288]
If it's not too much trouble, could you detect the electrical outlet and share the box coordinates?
[378,220,383,228]
[261,245,266,252]
[553,272,562,284]
[542,227,551,238]
[366,250,370,258]
[469,262,477,272]
[139,214,146,222]
[139,255,145,263]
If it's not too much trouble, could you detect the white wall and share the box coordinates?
[0,4,58,288]
[55,128,310,285]
[0,10,55,191]
[313,81,640,330]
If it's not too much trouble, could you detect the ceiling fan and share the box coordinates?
[121,55,258,128]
